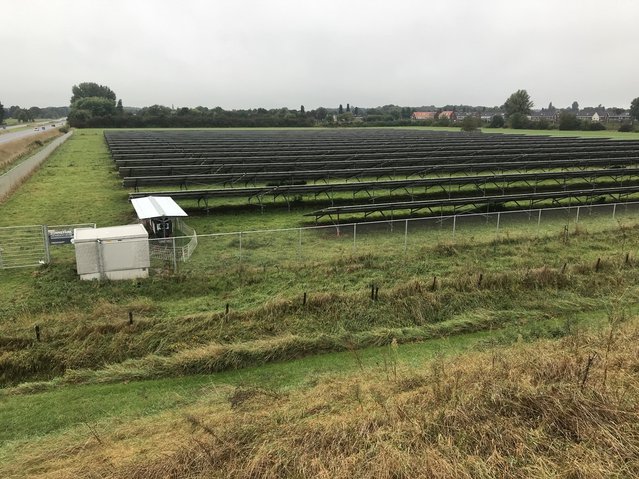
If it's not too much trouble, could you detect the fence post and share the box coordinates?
[239,232,243,264]
[298,227,302,261]
[537,209,542,234]
[42,225,51,264]
[353,223,357,254]
[404,219,408,253]
[172,236,178,272]
[612,203,617,220]
[496,212,501,235]
[452,215,457,241]
[575,206,580,224]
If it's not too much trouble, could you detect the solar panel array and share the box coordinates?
[105,129,639,221]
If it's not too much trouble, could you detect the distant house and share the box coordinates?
[607,111,631,122]
[411,111,436,121]
[455,111,474,121]
[529,110,558,122]
[576,109,607,122]
[437,111,456,121]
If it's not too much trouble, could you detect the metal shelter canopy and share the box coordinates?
[131,196,188,220]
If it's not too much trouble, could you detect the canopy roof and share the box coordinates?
[131,196,188,220]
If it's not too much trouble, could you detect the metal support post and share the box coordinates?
[575,206,580,224]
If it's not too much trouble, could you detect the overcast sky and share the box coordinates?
[2,0,637,110]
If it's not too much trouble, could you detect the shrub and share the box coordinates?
[461,115,481,132]
[587,122,607,131]
[488,115,505,128]
[619,121,634,132]
[509,113,529,129]
[558,111,580,130]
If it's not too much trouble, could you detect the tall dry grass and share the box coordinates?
[7,315,638,478]
[0,129,63,172]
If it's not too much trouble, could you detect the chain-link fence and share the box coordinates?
[144,201,639,275]
[6,203,637,274]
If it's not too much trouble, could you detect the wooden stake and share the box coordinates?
[128,311,133,325]
[35,325,41,342]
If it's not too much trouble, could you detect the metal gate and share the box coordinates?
[0,225,49,269]
[0,223,96,269]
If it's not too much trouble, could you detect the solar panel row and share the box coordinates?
[105,129,639,221]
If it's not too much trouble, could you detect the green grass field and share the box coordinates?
[2,127,639,477]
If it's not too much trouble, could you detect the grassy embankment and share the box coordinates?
[2,313,638,478]
[1,128,639,477]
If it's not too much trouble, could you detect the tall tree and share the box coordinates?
[630,97,639,122]
[503,89,533,117]
[346,103,350,112]
[70,82,116,103]
[314,107,327,120]
[338,104,344,115]
[28,106,41,120]
[8,105,21,118]
[72,97,116,117]
[17,109,29,123]
[116,99,124,115]
[300,105,305,116]
[69,82,117,127]
[571,101,579,112]
[0,100,4,123]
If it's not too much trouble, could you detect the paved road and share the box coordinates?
[0,119,66,145]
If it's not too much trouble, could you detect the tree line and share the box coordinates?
[4,83,638,132]
[0,103,69,124]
